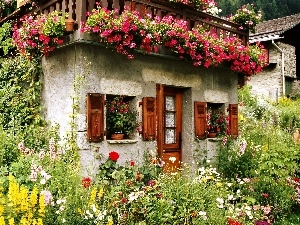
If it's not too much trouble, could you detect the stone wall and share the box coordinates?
[247,41,296,100]
[42,41,238,175]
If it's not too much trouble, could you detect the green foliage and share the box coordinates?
[42,11,66,37]
[0,22,15,56]
[217,86,300,221]
[216,0,300,21]
[0,56,48,166]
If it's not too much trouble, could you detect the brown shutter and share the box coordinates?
[194,101,207,139]
[142,97,156,141]
[229,104,238,138]
[87,93,105,142]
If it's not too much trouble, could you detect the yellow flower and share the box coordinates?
[8,218,14,225]
[89,188,97,206]
[98,187,104,198]
[78,208,83,215]
[0,216,5,225]
[107,217,113,225]
[38,194,45,218]
[216,182,222,187]
[0,206,4,216]
[37,218,43,225]
[29,187,38,209]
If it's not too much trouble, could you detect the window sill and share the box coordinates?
[107,139,138,144]
[207,137,222,142]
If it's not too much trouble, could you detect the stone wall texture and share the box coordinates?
[247,41,297,100]
[42,40,238,175]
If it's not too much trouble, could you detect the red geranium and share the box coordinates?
[109,151,119,161]
[130,160,135,166]
[228,218,242,225]
[82,177,92,188]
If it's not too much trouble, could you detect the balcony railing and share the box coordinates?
[1,0,249,45]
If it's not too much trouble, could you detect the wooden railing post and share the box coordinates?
[76,0,87,25]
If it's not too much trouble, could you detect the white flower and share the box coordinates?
[216,197,224,204]
[91,204,97,213]
[169,157,176,163]
[198,211,207,220]
[40,179,46,185]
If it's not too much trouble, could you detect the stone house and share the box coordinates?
[248,13,300,100]
[3,0,246,175]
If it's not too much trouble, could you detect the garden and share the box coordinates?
[0,0,299,224]
[1,84,300,224]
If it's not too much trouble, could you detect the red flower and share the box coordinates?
[228,218,243,225]
[130,160,135,166]
[82,177,92,188]
[109,151,119,161]
[262,193,269,198]
[294,177,300,183]
[136,171,141,181]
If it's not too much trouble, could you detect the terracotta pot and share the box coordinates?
[65,19,75,32]
[207,132,217,138]
[111,133,124,140]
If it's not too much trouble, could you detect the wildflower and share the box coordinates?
[198,211,207,220]
[228,218,242,225]
[40,190,52,205]
[130,160,135,166]
[216,197,224,208]
[109,151,119,161]
[82,177,92,188]
[261,193,269,198]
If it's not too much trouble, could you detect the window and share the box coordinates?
[86,93,138,142]
[105,95,137,140]
[194,102,238,139]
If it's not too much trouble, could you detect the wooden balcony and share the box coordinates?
[1,0,249,45]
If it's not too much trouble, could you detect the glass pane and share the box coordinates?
[165,129,176,144]
[165,96,175,111]
[165,112,175,127]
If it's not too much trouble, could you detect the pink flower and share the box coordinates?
[40,190,53,205]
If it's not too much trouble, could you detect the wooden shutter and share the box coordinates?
[194,101,207,139]
[229,104,238,138]
[142,97,156,141]
[87,93,105,142]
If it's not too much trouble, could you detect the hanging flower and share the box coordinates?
[230,4,262,33]
[109,151,120,161]
[82,7,267,76]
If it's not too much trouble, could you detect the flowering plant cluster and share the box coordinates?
[207,106,228,134]
[105,96,138,137]
[230,4,262,33]
[12,11,66,58]
[81,7,268,76]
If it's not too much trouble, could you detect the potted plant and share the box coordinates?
[207,106,227,138]
[106,96,138,139]
[230,4,262,33]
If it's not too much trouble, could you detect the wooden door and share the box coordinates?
[156,84,183,173]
